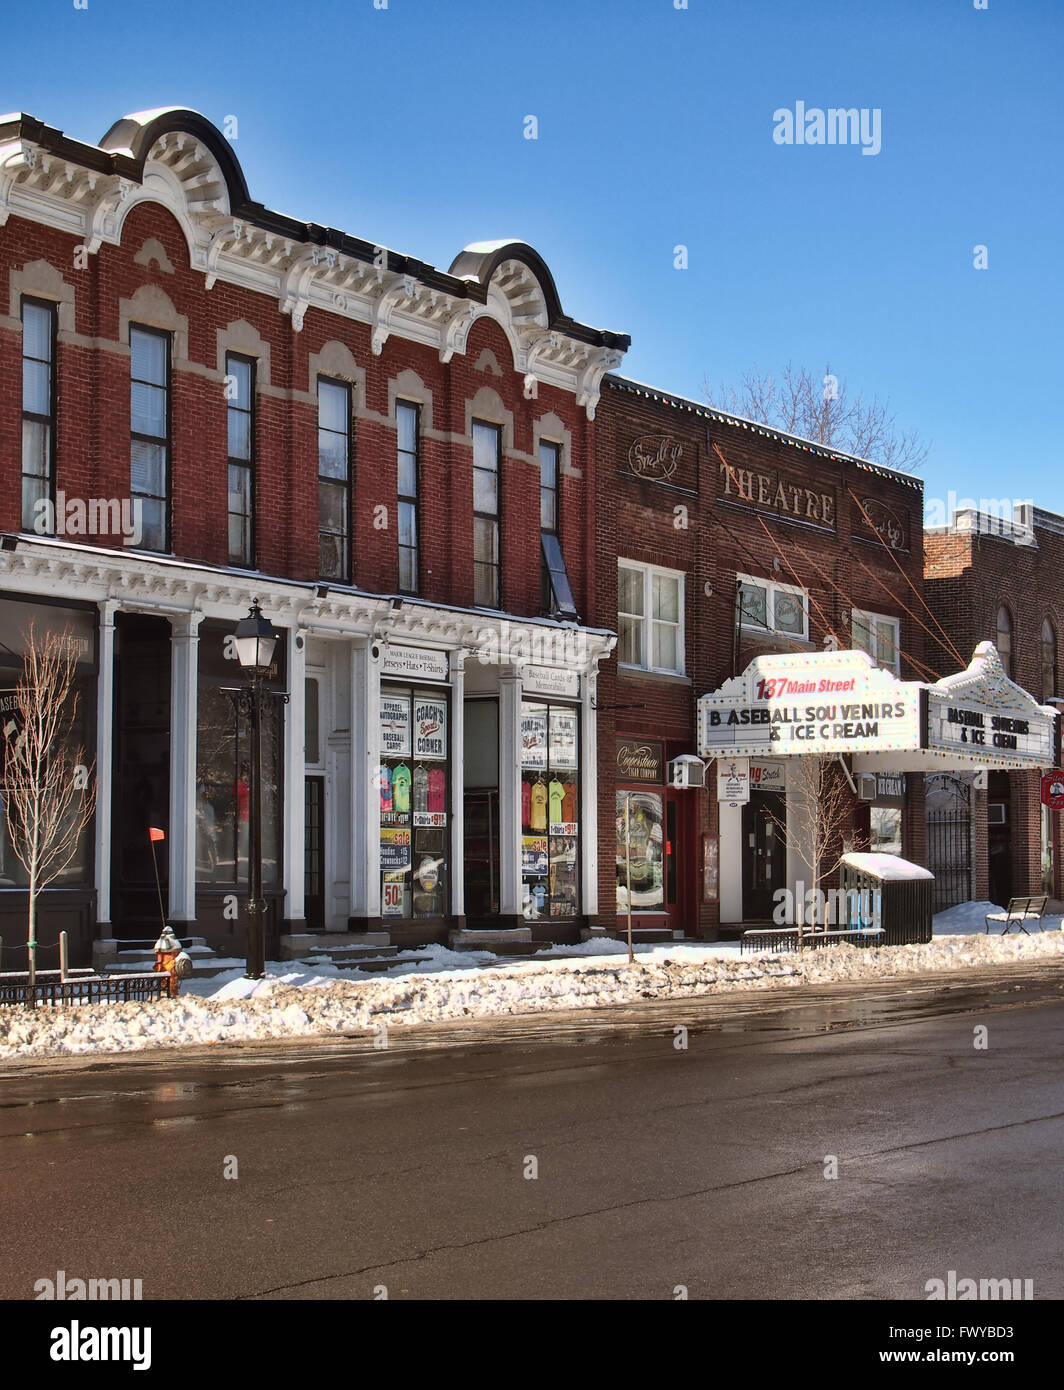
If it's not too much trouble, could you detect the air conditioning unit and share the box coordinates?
[668,755,707,789]
[858,773,877,802]
[988,803,1007,826]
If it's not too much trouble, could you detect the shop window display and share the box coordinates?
[520,701,579,921]
[616,791,665,911]
[380,688,449,919]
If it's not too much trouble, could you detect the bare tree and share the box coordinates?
[2,622,95,985]
[770,756,854,949]
[706,362,928,474]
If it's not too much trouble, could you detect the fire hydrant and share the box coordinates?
[153,926,191,997]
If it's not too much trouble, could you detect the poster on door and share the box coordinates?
[717,757,750,804]
[382,878,406,916]
[413,699,447,760]
[380,696,411,757]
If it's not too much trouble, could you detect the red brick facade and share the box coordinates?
[594,377,928,936]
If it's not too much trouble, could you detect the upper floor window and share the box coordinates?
[738,573,808,640]
[1041,618,1056,701]
[618,561,684,674]
[226,355,254,568]
[539,439,577,620]
[396,401,419,594]
[852,609,901,675]
[473,420,501,608]
[996,604,1013,678]
[130,325,170,551]
[21,298,56,534]
[318,378,351,581]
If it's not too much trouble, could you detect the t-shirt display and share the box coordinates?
[380,687,449,918]
[520,699,580,920]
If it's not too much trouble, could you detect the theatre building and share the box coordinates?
[925,505,1064,905]
[595,375,946,936]
[0,107,628,965]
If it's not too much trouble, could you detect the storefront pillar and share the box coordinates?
[581,665,599,919]
[168,614,201,926]
[93,600,117,927]
[283,625,306,931]
[349,640,381,929]
[450,650,466,926]
[499,666,522,927]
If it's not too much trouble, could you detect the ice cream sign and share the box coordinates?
[698,651,920,758]
[924,643,1057,769]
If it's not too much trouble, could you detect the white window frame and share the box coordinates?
[737,572,809,641]
[618,560,685,675]
[851,608,901,675]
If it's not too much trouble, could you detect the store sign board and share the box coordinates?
[381,645,449,682]
[413,699,447,760]
[523,665,580,699]
[927,697,1054,766]
[925,643,1056,769]
[750,760,785,791]
[616,739,663,785]
[717,757,750,804]
[698,651,920,758]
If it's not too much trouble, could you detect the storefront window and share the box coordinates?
[380,687,449,919]
[616,791,665,911]
[196,621,283,886]
[869,807,902,856]
[0,600,96,889]
[520,700,580,921]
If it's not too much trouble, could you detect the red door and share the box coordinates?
[665,789,696,935]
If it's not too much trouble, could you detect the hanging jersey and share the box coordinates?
[522,779,532,827]
[562,782,578,822]
[379,766,393,815]
[393,764,411,815]
[428,768,446,813]
[413,764,429,813]
[548,779,565,825]
[530,781,548,831]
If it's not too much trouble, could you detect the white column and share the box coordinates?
[93,601,118,926]
[450,650,466,920]
[168,614,201,924]
[499,666,522,921]
[283,625,306,927]
[719,800,743,923]
[350,640,381,924]
[580,665,600,919]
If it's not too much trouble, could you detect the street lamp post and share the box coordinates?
[233,599,280,980]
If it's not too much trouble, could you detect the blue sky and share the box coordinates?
[6,0,1061,514]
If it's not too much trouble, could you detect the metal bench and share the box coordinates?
[741,927,884,955]
[984,895,1049,936]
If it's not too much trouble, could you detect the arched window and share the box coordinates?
[996,605,1013,677]
[1041,618,1057,701]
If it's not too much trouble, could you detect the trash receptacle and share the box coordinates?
[839,853,934,945]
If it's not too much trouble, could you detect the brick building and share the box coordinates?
[0,107,629,965]
[925,506,1064,906]
[593,375,932,937]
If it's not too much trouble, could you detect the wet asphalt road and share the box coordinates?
[1,963,1063,1301]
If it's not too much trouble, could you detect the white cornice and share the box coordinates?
[1,131,624,418]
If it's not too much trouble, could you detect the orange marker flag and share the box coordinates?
[148,827,165,843]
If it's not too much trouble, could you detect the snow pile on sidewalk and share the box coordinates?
[2,927,1063,1059]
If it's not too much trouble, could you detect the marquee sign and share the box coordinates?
[698,650,920,758]
[925,642,1057,769]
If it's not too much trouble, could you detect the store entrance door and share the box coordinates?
[742,790,785,920]
[665,790,696,935]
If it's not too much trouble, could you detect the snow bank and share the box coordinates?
[2,928,1063,1060]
